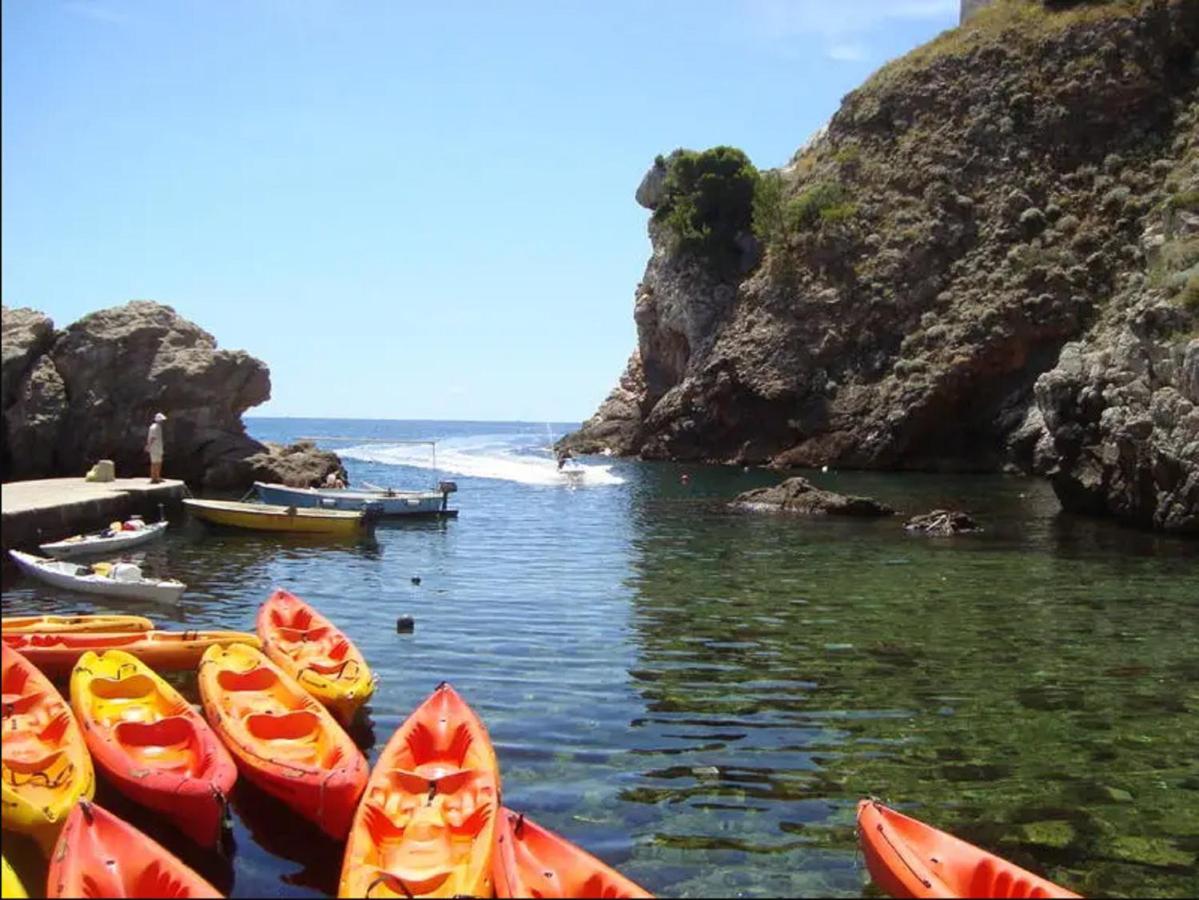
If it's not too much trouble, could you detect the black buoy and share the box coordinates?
[411,576,421,586]
[396,615,415,633]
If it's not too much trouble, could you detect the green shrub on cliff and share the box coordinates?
[654,146,759,275]
[786,181,856,229]
[752,170,787,250]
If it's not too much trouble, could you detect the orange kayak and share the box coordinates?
[339,682,501,898]
[47,801,221,898]
[493,808,652,898]
[856,800,1081,899]
[257,589,374,724]
[3,629,260,677]
[71,649,238,848]
[1,643,95,851]
[3,614,155,633]
[198,642,368,839]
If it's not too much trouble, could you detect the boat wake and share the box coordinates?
[337,436,625,487]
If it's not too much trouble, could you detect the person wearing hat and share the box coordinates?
[145,412,167,483]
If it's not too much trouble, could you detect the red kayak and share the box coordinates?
[857,800,1081,899]
[493,808,652,898]
[47,801,222,898]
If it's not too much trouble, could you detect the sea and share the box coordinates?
[2,417,1197,898]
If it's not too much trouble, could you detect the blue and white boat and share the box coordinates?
[253,481,458,517]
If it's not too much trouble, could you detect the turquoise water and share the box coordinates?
[3,418,1197,897]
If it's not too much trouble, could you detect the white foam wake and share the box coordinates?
[337,438,625,487]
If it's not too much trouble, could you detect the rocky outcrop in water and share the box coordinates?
[904,509,982,535]
[730,477,895,517]
[1,301,341,489]
[566,0,1199,533]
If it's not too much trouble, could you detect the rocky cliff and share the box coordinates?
[1,301,343,489]
[565,0,1198,533]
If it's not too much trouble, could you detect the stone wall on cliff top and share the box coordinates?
[1,301,344,490]
[564,0,1198,533]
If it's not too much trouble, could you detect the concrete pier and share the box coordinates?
[1,478,187,550]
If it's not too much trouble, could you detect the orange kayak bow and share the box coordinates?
[47,801,221,898]
[493,807,652,898]
[856,800,1081,899]
[339,682,501,898]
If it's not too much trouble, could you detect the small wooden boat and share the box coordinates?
[2,613,155,634]
[8,549,186,604]
[198,642,368,839]
[184,498,373,534]
[255,481,458,517]
[493,808,652,898]
[257,589,374,724]
[3,629,261,678]
[1,643,95,851]
[339,682,501,899]
[856,800,1081,899]
[71,650,237,848]
[39,519,168,559]
[47,801,221,898]
[1,855,28,900]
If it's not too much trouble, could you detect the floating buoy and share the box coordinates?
[680,473,691,485]
[396,616,415,633]
[410,576,421,586]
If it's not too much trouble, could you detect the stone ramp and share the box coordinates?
[1,478,187,550]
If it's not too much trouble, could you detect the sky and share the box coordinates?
[2,0,959,421]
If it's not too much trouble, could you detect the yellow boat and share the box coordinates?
[2,643,95,852]
[184,498,372,535]
[2,614,155,634]
[2,855,28,899]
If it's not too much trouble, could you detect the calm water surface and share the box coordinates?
[3,418,1197,897]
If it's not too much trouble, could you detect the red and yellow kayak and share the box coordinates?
[339,682,501,898]
[257,589,373,724]
[856,800,1081,899]
[1,643,95,851]
[493,808,653,898]
[71,649,237,848]
[198,642,368,839]
[47,801,221,898]
[2,613,155,634]
[3,629,260,677]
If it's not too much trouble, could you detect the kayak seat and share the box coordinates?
[113,716,206,775]
[244,710,321,742]
[134,859,197,900]
[217,666,279,693]
[967,856,1054,898]
[2,687,46,716]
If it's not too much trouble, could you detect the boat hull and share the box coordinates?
[9,550,185,604]
[856,800,1080,899]
[184,498,369,534]
[2,614,155,634]
[39,521,168,559]
[255,482,455,517]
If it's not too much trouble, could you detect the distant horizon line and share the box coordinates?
[245,415,584,426]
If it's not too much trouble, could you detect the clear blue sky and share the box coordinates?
[3,0,958,421]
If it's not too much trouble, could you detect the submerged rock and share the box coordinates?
[730,477,895,517]
[904,509,982,535]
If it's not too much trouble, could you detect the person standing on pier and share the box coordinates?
[146,412,166,483]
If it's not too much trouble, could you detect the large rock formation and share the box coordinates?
[730,477,895,517]
[566,0,1199,533]
[1,301,341,489]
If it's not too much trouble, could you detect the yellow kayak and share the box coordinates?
[257,589,374,724]
[2,643,95,851]
[184,498,370,535]
[2,855,28,899]
[2,614,155,634]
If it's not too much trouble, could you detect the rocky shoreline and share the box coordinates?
[564,1,1198,535]
[2,301,343,490]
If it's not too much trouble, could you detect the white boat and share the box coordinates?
[559,461,586,485]
[253,481,458,517]
[39,519,168,559]
[8,550,186,604]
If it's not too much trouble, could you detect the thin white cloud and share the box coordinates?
[827,42,869,63]
[742,0,958,61]
[62,1,130,24]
